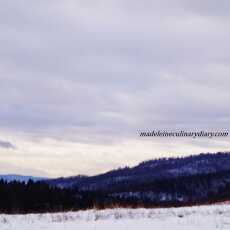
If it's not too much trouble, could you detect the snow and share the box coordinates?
[1,204,230,229]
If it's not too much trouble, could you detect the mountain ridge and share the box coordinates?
[0,174,46,183]
[45,151,230,191]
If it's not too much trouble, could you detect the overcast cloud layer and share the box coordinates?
[0,1,229,177]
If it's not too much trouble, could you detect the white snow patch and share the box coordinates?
[1,204,230,229]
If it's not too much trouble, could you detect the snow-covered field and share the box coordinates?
[1,204,230,229]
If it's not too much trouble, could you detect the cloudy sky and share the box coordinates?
[0,0,230,177]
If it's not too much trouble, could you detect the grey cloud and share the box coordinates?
[181,0,230,17]
[0,1,229,144]
[0,140,16,149]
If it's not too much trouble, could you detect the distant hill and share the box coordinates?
[0,174,46,183]
[2,152,230,210]
[45,175,88,188]
[45,152,230,206]
[46,152,230,191]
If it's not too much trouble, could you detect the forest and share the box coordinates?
[1,170,230,213]
[1,153,230,213]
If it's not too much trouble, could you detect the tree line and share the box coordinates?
[1,169,230,213]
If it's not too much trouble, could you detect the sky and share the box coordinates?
[0,0,230,177]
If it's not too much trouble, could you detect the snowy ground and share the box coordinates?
[1,204,230,229]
